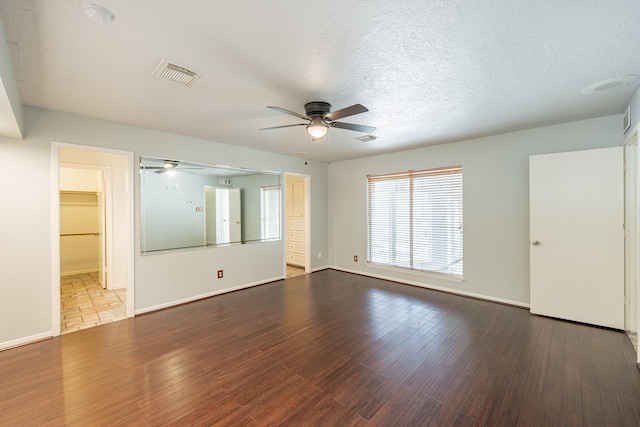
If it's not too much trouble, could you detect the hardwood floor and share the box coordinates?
[2,269,640,425]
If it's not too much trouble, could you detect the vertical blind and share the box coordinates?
[367,166,463,278]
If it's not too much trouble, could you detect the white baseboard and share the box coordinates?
[0,331,52,352]
[311,264,330,273]
[60,268,98,277]
[330,266,530,309]
[135,275,285,315]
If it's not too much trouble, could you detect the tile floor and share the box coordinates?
[286,264,306,278]
[60,272,127,334]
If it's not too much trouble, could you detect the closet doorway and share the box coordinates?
[285,174,310,278]
[52,144,134,336]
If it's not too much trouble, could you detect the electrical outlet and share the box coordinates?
[217,270,223,279]
[354,255,358,262]
[318,251,322,259]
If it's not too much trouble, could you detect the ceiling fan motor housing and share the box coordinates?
[304,101,331,118]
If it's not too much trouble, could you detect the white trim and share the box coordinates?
[135,276,284,315]
[0,332,52,351]
[311,265,330,272]
[304,175,311,273]
[51,145,61,336]
[60,269,99,277]
[331,266,530,309]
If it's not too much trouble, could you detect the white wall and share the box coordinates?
[329,115,623,305]
[0,106,328,348]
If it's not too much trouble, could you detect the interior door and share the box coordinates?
[529,147,624,329]
[228,188,241,242]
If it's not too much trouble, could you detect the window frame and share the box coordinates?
[260,185,281,241]
[366,165,464,282]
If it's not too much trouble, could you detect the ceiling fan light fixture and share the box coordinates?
[307,118,328,139]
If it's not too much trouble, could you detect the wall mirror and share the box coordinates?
[140,156,281,253]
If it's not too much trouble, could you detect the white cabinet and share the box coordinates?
[286,178,306,267]
[286,181,305,218]
[286,219,305,267]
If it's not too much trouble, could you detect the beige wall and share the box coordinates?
[60,192,99,275]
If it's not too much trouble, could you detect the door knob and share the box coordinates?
[532,240,541,246]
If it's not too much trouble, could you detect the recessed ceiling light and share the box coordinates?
[83,4,114,24]
[581,75,638,94]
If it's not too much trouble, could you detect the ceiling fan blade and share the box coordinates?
[267,106,310,120]
[331,122,376,134]
[325,104,368,121]
[260,123,307,130]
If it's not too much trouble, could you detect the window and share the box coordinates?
[367,166,463,278]
[261,186,281,240]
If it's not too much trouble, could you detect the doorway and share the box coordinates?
[285,174,310,278]
[52,143,134,336]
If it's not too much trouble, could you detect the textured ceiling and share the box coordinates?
[1,0,639,162]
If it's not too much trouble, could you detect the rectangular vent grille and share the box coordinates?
[355,134,378,142]
[152,60,201,86]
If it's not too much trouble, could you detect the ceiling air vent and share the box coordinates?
[152,60,201,86]
[354,134,378,142]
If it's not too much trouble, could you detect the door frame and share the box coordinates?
[624,124,638,333]
[51,142,135,336]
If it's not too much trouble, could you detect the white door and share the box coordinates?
[215,188,230,243]
[228,188,242,242]
[529,147,624,329]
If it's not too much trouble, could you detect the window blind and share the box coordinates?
[367,166,463,278]
[260,186,281,240]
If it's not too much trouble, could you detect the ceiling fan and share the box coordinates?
[142,160,202,175]
[260,101,376,140]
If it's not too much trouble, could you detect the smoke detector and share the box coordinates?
[152,60,201,86]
